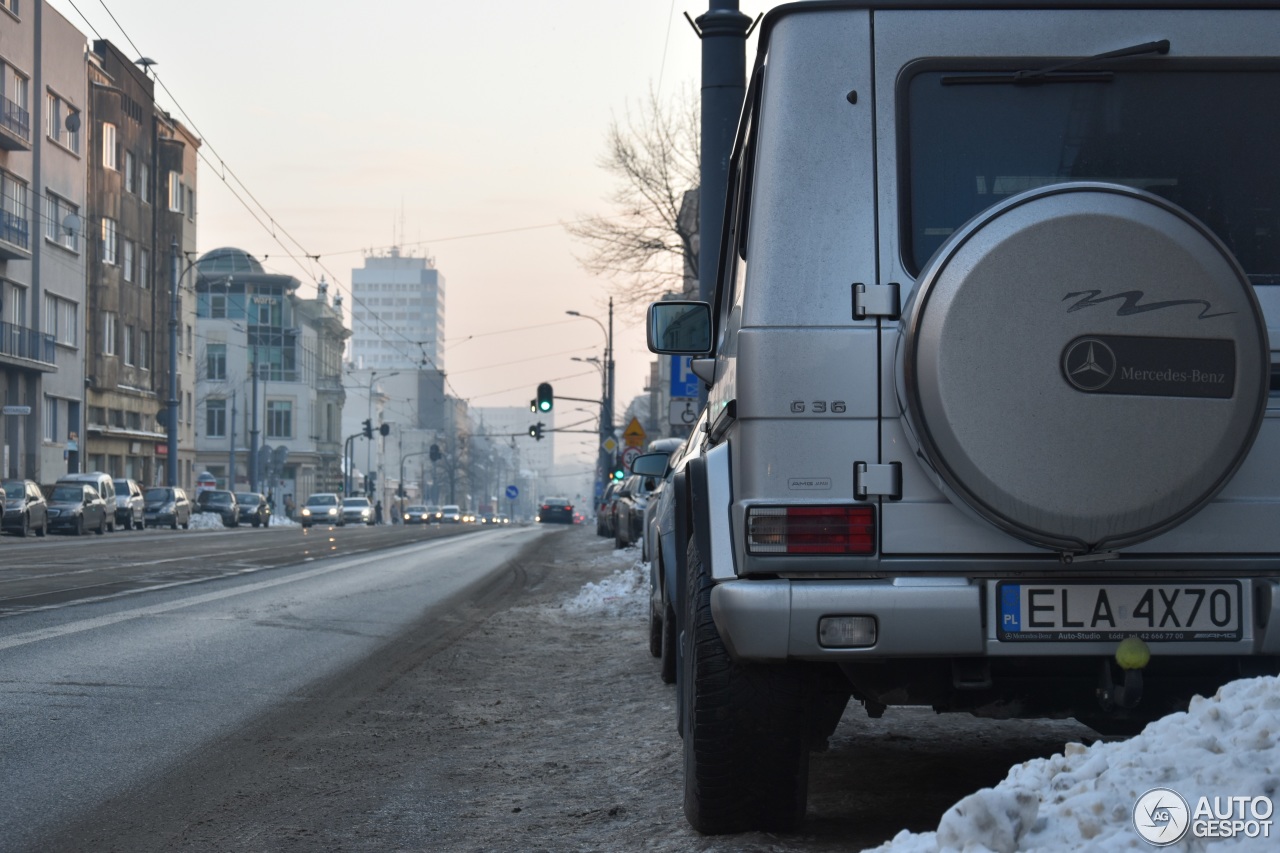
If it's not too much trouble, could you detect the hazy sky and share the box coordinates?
[45,0,763,471]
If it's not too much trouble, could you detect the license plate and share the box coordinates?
[998,581,1242,642]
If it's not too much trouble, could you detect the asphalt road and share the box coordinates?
[0,522,547,852]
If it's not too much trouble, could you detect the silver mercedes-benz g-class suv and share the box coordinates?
[648,0,1280,834]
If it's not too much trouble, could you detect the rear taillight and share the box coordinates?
[746,506,875,555]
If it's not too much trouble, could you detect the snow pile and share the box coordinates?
[270,513,298,527]
[561,546,646,618]
[866,675,1280,852]
[187,511,229,530]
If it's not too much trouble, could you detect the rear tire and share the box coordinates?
[96,514,106,535]
[36,517,47,537]
[681,539,810,834]
[17,514,29,538]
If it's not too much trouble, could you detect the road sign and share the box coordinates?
[671,355,700,399]
[623,417,646,448]
[602,437,617,453]
[2,405,32,416]
[669,399,697,426]
[621,446,641,472]
[505,485,519,500]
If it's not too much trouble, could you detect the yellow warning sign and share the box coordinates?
[623,417,647,448]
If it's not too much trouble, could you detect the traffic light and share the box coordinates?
[528,422,545,441]
[530,399,537,413]
[613,465,626,481]
[429,444,442,461]
[536,382,553,413]
[362,418,373,438]
[379,422,391,437]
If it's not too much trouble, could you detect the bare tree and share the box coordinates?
[567,84,700,310]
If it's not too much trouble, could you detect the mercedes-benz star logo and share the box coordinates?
[1063,337,1117,392]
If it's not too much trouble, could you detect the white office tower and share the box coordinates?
[349,248,444,372]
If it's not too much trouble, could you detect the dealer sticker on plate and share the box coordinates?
[997,581,1242,642]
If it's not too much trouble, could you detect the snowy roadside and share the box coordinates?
[557,537,1280,852]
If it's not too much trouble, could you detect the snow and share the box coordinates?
[560,542,646,619]
[866,676,1280,852]
[186,511,228,530]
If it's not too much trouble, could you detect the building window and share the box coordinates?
[44,395,58,443]
[210,293,227,319]
[125,151,136,194]
[186,392,193,425]
[185,324,193,354]
[58,297,77,346]
[266,400,293,439]
[206,343,226,380]
[45,91,80,153]
[102,121,117,170]
[139,247,149,289]
[168,172,182,212]
[139,162,150,204]
[44,191,78,252]
[139,329,150,370]
[1,170,29,248]
[101,217,117,264]
[123,324,134,365]
[206,398,227,438]
[103,312,117,356]
[123,239,134,282]
[187,187,195,221]
[2,62,30,142]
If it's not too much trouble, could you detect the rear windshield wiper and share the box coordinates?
[941,39,1170,85]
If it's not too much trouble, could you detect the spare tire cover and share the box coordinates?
[896,183,1268,552]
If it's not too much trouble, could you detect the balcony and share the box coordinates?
[0,208,30,260]
[0,96,31,151]
[0,320,57,371]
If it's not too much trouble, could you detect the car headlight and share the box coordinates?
[328,507,338,516]
[301,508,312,516]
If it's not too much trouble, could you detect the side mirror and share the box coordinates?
[630,452,670,478]
[647,301,711,355]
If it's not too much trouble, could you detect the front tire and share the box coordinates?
[36,517,47,537]
[17,513,29,538]
[681,539,810,834]
[96,514,107,535]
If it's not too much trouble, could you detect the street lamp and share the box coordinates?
[366,370,399,493]
[566,300,615,505]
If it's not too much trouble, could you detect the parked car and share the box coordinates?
[235,492,271,527]
[299,493,343,528]
[403,505,434,524]
[644,4,1280,832]
[537,497,574,524]
[55,473,118,532]
[636,438,685,562]
[1,478,49,537]
[195,489,240,527]
[45,483,109,536]
[144,486,191,530]
[596,481,621,537]
[112,478,146,531]
[341,496,374,525]
[439,504,462,523]
[612,477,653,548]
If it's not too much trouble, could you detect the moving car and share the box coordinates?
[299,493,343,528]
[342,496,374,525]
[112,478,146,531]
[46,483,109,536]
[537,497,574,524]
[646,2,1280,833]
[424,505,442,522]
[235,492,271,527]
[439,505,462,523]
[1,479,48,537]
[144,486,191,530]
[195,489,240,527]
[402,505,433,524]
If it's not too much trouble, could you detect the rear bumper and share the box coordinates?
[709,577,1280,660]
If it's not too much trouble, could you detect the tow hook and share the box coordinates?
[1098,636,1150,711]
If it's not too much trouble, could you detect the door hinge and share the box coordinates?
[855,462,902,500]
[852,282,901,320]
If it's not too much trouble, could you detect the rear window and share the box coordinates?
[905,67,1280,281]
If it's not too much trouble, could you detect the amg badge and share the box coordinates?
[1061,335,1235,399]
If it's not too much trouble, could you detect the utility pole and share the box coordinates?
[167,239,181,485]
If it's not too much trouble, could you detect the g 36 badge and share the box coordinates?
[790,401,847,414]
